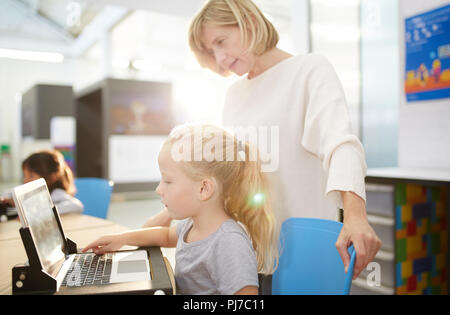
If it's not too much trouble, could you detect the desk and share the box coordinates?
[0,213,175,295]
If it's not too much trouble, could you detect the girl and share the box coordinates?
[22,150,83,215]
[145,0,381,279]
[83,124,278,295]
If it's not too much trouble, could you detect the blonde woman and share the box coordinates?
[144,0,381,280]
[83,124,278,295]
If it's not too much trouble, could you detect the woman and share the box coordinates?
[144,0,381,280]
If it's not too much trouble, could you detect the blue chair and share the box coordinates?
[74,178,114,219]
[272,217,356,295]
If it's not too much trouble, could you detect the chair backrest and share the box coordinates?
[74,178,114,219]
[272,217,356,295]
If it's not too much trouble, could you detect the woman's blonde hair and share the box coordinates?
[163,123,278,274]
[188,0,279,75]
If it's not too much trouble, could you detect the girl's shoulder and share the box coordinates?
[219,219,247,234]
[176,218,193,237]
[211,220,256,259]
[217,219,253,244]
[50,188,72,201]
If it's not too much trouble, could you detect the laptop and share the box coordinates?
[12,178,172,295]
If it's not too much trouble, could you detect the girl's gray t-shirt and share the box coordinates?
[175,218,259,295]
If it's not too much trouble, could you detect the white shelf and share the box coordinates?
[367,214,395,226]
[367,167,450,183]
[352,277,395,295]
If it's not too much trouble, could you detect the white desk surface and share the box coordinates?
[0,214,175,295]
[367,167,450,183]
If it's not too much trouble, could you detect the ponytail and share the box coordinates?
[224,141,279,274]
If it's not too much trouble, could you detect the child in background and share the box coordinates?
[1,150,83,215]
[83,124,279,295]
[22,150,83,215]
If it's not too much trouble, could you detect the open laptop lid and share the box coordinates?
[13,178,66,278]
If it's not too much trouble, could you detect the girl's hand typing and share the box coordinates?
[82,233,126,255]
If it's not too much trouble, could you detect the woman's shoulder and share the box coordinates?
[289,53,334,71]
[294,53,329,62]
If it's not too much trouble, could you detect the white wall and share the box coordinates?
[361,0,399,168]
[0,54,235,182]
[0,57,104,180]
[398,0,450,169]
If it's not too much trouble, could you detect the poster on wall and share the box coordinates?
[404,3,450,102]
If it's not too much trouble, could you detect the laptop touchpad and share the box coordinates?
[118,260,148,273]
[110,250,151,283]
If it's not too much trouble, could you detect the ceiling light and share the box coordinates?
[0,48,64,63]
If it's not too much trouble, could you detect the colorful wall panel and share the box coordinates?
[395,183,448,294]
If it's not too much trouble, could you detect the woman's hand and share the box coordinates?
[336,191,382,280]
[82,233,127,255]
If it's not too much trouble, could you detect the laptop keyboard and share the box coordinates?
[62,253,113,287]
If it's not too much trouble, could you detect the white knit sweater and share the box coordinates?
[222,54,367,223]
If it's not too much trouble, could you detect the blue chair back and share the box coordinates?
[272,217,356,295]
[74,178,114,219]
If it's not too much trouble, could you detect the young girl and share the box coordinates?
[22,150,83,215]
[82,124,279,295]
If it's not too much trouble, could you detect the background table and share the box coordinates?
[0,213,175,294]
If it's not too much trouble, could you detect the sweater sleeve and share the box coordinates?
[51,189,84,215]
[301,55,367,208]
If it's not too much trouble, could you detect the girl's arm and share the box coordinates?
[82,225,178,255]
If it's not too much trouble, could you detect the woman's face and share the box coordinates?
[201,24,255,76]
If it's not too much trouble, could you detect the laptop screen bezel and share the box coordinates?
[13,178,67,277]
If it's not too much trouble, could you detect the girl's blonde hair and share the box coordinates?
[188,0,279,76]
[164,124,278,274]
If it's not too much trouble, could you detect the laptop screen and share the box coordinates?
[17,181,66,276]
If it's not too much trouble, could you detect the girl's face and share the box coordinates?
[155,147,201,220]
[23,167,40,184]
[201,24,255,76]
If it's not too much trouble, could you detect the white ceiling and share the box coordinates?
[0,0,293,58]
